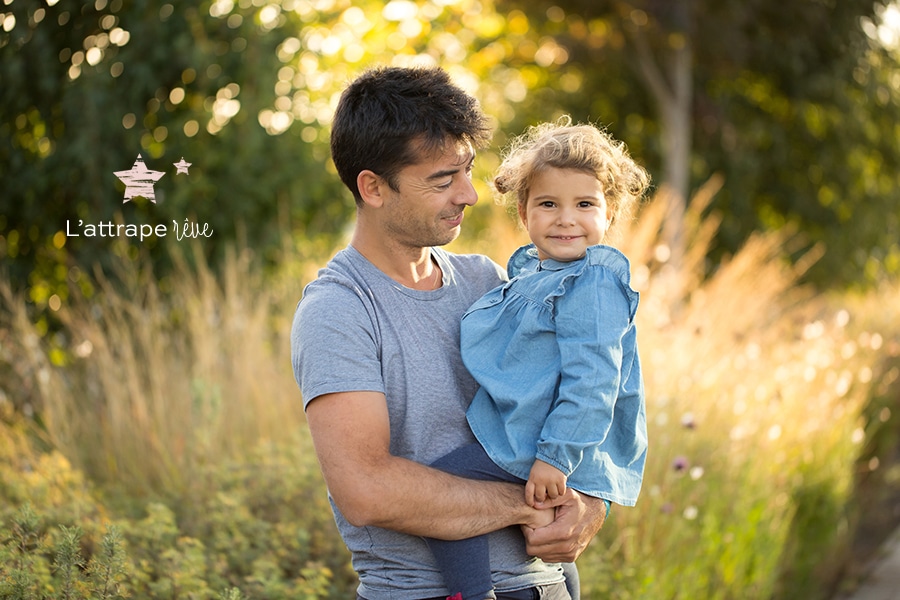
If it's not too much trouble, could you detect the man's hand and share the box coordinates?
[521,489,608,563]
[525,459,567,507]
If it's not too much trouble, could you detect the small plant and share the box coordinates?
[54,525,86,600]
[0,507,133,600]
[218,589,243,600]
[0,504,45,600]
[86,525,129,600]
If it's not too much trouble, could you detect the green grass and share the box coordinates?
[1,192,898,598]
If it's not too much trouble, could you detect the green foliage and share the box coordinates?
[53,525,86,600]
[775,476,849,599]
[0,395,349,598]
[0,504,45,600]
[0,0,348,307]
[0,434,352,599]
[0,505,130,600]
[87,525,129,600]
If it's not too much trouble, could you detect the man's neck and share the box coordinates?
[350,227,440,289]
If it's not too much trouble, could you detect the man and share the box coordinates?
[291,65,607,600]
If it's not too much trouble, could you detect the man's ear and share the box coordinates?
[357,170,385,208]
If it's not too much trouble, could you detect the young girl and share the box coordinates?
[426,117,650,600]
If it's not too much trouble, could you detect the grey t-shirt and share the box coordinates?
[291,245,565,599]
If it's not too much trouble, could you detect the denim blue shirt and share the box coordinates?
[462,244,647,505]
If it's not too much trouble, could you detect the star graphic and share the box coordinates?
[114,154,165,203]
[174,157,191,175]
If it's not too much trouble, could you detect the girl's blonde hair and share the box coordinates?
[493,116,650,241]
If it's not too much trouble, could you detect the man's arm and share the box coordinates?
[522,490,608,562]
[305,390,554,539]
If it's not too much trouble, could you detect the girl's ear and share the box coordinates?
[357,170,385,208]
[605,199,616,227]
[517,201,528,227]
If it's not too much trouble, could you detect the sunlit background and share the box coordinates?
[1,1,899,598]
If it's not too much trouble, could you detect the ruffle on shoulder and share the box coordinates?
[555,246,640,318]
[506,244,541,278]
[584,245,634,287]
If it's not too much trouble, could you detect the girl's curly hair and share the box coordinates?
[493,116,650,242]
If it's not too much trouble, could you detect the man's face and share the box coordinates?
[382,139,478,249]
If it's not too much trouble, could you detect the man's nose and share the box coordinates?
[455,177,478,206]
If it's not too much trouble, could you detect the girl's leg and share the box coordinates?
[561,562,580,600]
[426,443,522,600]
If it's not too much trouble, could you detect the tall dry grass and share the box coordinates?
[595,188,879,597]
[1,242,328,503]
[0,184,897,597]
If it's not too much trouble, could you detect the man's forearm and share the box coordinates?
[305,391,550,539]
[346,454,540,539]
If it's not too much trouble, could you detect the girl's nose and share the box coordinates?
[557,209,575,226]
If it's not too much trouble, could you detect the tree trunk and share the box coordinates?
[659,40,692,272]
[627,0,694,273]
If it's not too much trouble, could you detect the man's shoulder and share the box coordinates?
[302,246,372,293]
[294,249,375,323]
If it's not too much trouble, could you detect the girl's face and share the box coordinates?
[518,167,610,262]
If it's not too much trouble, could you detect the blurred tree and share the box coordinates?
[497,0,900,285]
[2,0,898,313]
[0,0,349,310]
[1,0,580,318]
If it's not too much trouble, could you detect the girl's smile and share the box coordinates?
[519,167,611,262]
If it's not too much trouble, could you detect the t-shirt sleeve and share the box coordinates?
[291,278,384,409]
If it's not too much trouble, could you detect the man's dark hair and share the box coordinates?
[330,65,492,204]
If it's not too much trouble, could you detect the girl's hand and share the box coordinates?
[525,459,567,507]
[522,489,609,563]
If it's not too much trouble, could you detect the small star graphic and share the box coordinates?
[174,157,191,175]
[114,154,165,203]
